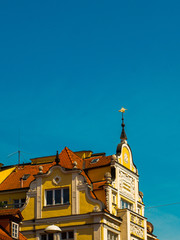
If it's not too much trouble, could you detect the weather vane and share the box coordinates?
[118,107,127,113]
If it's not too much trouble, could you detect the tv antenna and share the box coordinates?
[7,130,30,165]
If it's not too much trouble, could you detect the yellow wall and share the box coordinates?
[42,168,72,218]
[22,197,35,220]
[0,167,16,184]
[119,146,136,173]
[79,191,99,214]
[0,191,26,206]
[87,166,110,182]
[77,228,93,240]
[75,151,92,159]
[121,147,131,170]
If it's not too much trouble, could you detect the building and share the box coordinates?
[0,113,159,240]
[0,208,27,240]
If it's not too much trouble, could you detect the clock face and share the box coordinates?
[124,153,128,163]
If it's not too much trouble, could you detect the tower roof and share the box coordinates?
[117,107,127,155]
[119,107,127,142]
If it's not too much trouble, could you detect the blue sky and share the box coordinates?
[0,1,180,239]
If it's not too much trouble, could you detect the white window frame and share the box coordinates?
[12,222,19,239]
[107,230,118,240]
[137,205,141,215]
[120,199,133,210]
[45,188,69,206]
[112,193,116,205]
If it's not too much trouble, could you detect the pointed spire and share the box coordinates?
[116,108,127,156]
[119,107,127,142]
[55,151,60,165]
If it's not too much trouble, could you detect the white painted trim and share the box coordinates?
[34,165,81,179]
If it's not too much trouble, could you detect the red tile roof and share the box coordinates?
[0,209,23,219]
[0,163,54,191]
[84,156,111,169]
[0,228,28,240]
[59,147,83,169]
[0,228,12,240]
[0,147,90,191]
[0,147,110,205]
[93,181,106,190]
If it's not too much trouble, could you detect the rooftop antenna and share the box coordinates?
[7,130,30,165]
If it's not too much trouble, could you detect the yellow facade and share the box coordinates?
[0,166,15,184]
[87,166,110,182]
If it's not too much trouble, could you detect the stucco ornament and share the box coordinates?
[38,166,43,174]
[130,224,144,238]
[104,172,112,184]
[93,205,100,212]
[52,176,61,185]
[124,153,128,163]
[111,154,117,161]
[119,170,135,198]
[73,161,77,169]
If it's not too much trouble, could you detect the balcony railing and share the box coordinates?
[0,203,25,209]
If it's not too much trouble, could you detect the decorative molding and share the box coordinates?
[52,176,61,185]
[119,170,135,199]
[124,153,128,163]
[77,174,104,211]
[93,205,100,212]
[20,180,37,211]
[104,187,110,211]
[34,165,81,179]
[130,223,144,239]
[106,220,119,231]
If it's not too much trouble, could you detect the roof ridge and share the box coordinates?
[64,147,83,163]
[64,147,74,165]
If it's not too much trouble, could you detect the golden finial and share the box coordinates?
[118,107,127,113]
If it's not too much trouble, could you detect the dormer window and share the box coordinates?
[12,222,19,239]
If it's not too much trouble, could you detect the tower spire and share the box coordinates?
[119,107,127,142]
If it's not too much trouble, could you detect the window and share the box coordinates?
[41,233,53,240]
[61,231,74,240]
[13,199,25,208]
[107,231,118,240]
[137,205,141,215]
[120,199,133,210]
[90,158,99,164]
[112,193,116,205]
[46,188,69,206]
[0,201,8,208]
[22,174,30,180]
[3,201,8,207]
[12,222,19,239]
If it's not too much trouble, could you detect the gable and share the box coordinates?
[118,143,137,174]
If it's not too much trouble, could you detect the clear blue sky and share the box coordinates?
[0,1,180,239]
